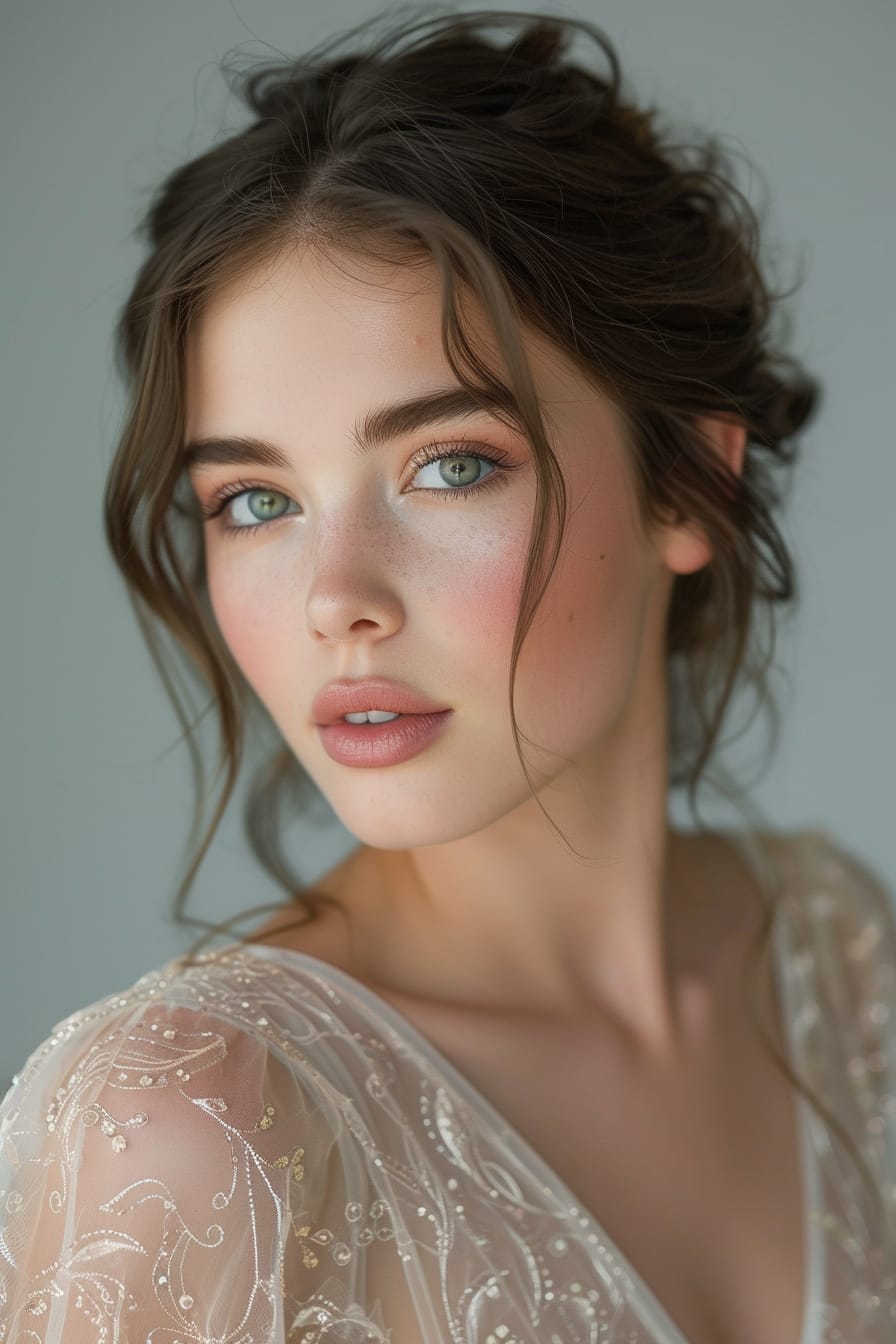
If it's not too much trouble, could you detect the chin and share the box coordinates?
[325,787,523,852]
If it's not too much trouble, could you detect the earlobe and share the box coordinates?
[660,415,747,576]
[662,523,714,577]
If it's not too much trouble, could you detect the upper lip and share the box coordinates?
[312,677,450,726]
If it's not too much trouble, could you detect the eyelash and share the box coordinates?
[199,439,517,538]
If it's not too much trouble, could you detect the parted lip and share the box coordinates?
[312,677,450,726]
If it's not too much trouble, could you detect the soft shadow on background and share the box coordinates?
[2,0,894,1087]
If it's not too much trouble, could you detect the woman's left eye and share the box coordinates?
[408,445,507,494]
[200,442,516,537]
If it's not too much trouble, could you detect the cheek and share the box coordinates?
[437,535,528,645]
[512,487,654,738]
[206,555,293,700]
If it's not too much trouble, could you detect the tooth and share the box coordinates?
[342,710,401,724]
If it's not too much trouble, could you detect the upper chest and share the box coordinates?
[385,976,807,1344]
[250,848,809,1344]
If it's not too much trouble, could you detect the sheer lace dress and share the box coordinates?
[1,829,893,1342]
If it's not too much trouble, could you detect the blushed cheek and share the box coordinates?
[511,496,651,744]
[432,527,531,660]
[207,563,292,702]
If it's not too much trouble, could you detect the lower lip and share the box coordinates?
[317,711,453,768]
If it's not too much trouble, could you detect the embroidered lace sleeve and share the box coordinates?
[806,828,896,1247]
[0,953,418,1342]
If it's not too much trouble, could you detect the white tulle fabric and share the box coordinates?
[1,829,894,1342]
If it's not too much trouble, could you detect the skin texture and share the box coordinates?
[184,243,747,1062]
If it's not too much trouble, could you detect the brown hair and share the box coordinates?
[101,5,884,1225]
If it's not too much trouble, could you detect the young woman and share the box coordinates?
[2,8,893,1342]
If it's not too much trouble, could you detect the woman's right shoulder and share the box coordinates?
[0,943,420,1342]
[1,946,355,1216]
[5,940,367,1118]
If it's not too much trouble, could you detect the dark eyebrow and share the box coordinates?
[182,385,521,472]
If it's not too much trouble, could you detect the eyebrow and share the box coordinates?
[182,385,521,473]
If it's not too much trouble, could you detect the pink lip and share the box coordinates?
[317,710,453,768]
[311,677,449,726]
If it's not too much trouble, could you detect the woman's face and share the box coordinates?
[183,245,697,849]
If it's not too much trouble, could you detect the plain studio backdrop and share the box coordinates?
[1,0,894,1090]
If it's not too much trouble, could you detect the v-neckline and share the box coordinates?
[229,829,820,1344]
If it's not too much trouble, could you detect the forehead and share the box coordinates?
[183,243,621,449]
[186,247,450,400]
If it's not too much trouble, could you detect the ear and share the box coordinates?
[660,415,747,576]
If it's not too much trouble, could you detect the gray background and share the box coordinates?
[2,0,894,1089]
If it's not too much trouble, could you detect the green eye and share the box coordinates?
[239,489,292,522]
[412,453,497,490]
[202,482,300,534]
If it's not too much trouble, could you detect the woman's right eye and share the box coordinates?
[201,478,299,529]
[203,484,299,536]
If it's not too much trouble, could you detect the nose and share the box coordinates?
[304,520,405,646]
